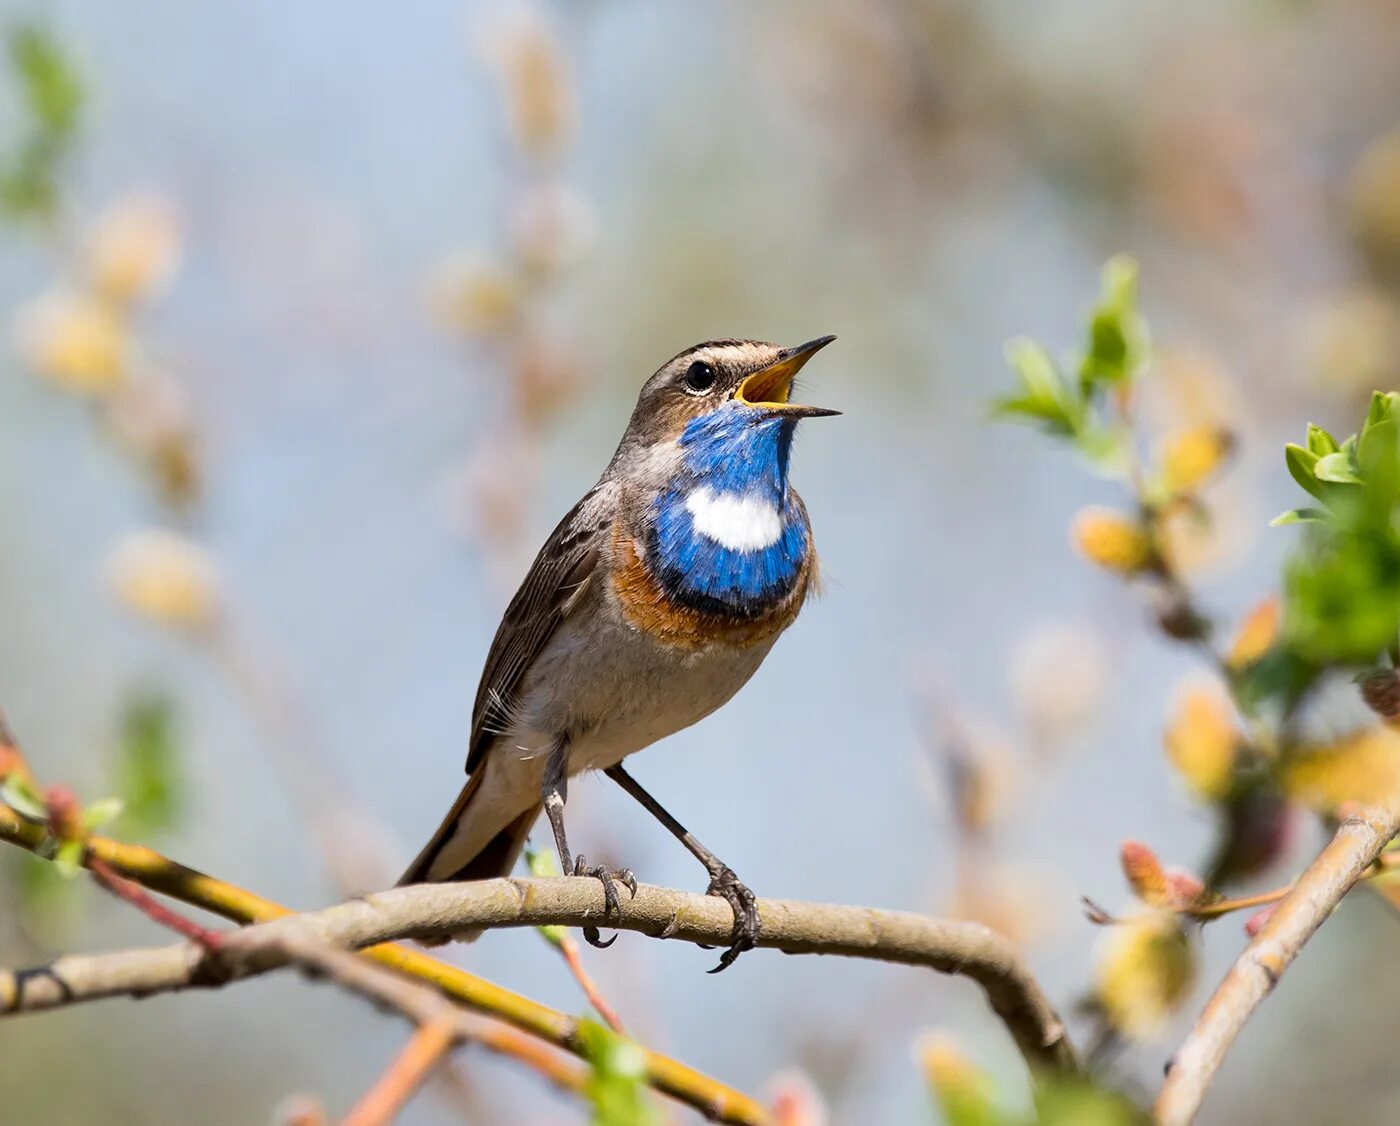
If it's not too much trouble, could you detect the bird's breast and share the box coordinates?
[608,504,813,651]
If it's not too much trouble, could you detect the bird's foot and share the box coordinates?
[704,866,760,973]
[572,855,637,949]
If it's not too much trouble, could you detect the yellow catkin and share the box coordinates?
[1160,424,1232,495]
[15,291,127,395]
[1163,682,1241,801]
[1071,507,1153,574]
[1226,596,1280,670]
[105,530,219,631]
[1283,727,1400,814]
[88,193,182,306]
[1095,913,1195,1039]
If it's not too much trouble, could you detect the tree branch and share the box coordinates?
[1154,803,1400,1125]
[0,862,1077,1079]
[0,803,765,1125]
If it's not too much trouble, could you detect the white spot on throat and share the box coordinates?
[684,486,782,552]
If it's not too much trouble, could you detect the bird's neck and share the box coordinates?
[645,406,810,618]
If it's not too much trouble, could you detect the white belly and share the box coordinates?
[474,608,777,829]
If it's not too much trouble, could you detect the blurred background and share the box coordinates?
[2,1,1399,1123]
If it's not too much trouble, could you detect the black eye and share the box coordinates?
[683,360,717,393]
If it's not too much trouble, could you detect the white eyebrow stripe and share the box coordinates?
[684,486,783,552]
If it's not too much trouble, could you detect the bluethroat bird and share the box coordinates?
[400,337,837,970]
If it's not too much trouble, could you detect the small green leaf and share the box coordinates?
[1285,444,1324,499]
[1365,391,1397,433]
[996,339,1082,436]
[53,838,84,878]
[1305,424,1339,458]
[578,1019,658,1126]
[1034,1076,1146,1126]
[1270,507,1329,526]
[1078,256,1147,392]
[82,796,124,831]
[9,25,82,137]
[1314,451,1362,485]
[114,694,181,836]
[1,772,47,820]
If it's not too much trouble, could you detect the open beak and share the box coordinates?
[735,335,840,418]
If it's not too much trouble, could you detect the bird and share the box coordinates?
[399,336,837,970]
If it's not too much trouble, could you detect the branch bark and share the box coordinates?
[0,804,765,1126]
[0,869,1077,1079]
[1154,803,1400,1125]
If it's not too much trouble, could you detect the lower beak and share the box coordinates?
[736,336,839,417]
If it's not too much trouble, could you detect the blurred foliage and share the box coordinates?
[114,693,182,838]
[919,1033,1142,1126]
[994,257,1146,479]
[1272,393,1400,674]
[0,23,81,222]
[997,258,1400,1053]
[576,1018,658,1126]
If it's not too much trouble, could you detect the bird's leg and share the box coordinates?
[604,763,759,972]
[541,738,635,949]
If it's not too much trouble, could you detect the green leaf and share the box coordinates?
[1078,256,1147,392]
[0,772,46,820]
[53,838,84,879]
[1364,391,1397,434]
[114,694,181,836]
[1358,417,1398,484]
[578,1019,658,1126]
[82,796,124,831]
[1285,444,1324,499]
[995,339,1082,436]
[1314,451,1362,485]
[9,25,82,137]
[1305,424,1339,458]
[1270,507,1329,526]
[1034,1076,1146,1126]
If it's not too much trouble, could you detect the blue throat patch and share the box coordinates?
[647,402,810,618]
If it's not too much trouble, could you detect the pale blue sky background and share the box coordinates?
[3,2,1398,1123]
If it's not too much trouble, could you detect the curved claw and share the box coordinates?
[704,866,760,973]
[571,856,637,950]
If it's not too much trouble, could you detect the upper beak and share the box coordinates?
[735,335,840,418]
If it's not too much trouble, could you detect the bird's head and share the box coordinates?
[620,337,838,466]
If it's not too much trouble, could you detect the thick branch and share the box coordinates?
[0,872,1076,1077]
[1154,804,1400,1125]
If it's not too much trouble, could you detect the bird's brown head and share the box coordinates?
[621,337,838,449]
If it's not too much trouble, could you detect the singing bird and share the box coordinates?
[400,337,837,969]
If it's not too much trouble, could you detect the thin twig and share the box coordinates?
[1154,803,1400,1125]
[340,1016,461,1126]
[557,932,626,1034]
[88,855,224,951]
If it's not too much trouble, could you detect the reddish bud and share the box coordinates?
[1244,904,1279,938]
[1121,841,1173,908]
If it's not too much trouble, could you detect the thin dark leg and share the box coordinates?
[604,763,759,972]
[541,738,635,949]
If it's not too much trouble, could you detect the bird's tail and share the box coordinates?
[397,768,541,941]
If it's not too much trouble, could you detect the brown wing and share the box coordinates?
[465,485,609,773]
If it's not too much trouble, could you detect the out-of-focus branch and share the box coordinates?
[342,1016,459,1126]
[1154,803,1400,1125]
[0,817,1077,1081]
[0,804,766,1126]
